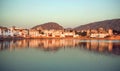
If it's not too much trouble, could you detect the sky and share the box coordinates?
[0,0,120,28]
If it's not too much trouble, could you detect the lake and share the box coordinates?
[0,39,120,71]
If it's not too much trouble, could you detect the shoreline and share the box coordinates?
[0,35,120,40]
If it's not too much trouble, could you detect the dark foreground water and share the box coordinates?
[0,39,120,71]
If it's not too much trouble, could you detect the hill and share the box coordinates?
[0,26,7,29]
[74,19,120,31]
[32,22,64,30]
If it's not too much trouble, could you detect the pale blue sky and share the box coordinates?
[0,0,120,28]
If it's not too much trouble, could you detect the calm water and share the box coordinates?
[0,39,120,71]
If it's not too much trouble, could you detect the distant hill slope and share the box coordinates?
[0,26,7,29]
[32,22,64,30]
[74,19,120,31]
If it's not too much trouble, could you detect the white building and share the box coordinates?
[90,33,109,38]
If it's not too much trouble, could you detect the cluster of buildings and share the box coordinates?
[0,26,79,39]
[0,26,113,39]
[0,26,29,38]
[75,28,113,38]
[86,28,113,38]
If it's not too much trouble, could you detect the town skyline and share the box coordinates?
[1,18,120,41]
[0,0,120,28]
[0,18,120,29]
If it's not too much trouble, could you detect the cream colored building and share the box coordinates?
[90,28,113,38]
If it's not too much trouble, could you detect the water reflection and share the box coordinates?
[0,39,120,55]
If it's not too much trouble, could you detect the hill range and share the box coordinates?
[31,19,120,31]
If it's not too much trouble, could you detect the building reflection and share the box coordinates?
[78,40,120,55]
[0,39,120,55]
